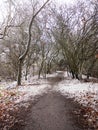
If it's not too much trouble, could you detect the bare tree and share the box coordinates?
[51,1,98,79]
[17,0,50,85]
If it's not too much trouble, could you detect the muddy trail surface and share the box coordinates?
[9,72,87,130]
[27,92,84,130]
[10,92,86,130]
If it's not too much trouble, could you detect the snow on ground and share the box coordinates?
[0,71,98,109]
[15,83,51,103]
[53,71,98,128]
[54,72,98,111]
[0,75,52,104]
[0,81,17,90]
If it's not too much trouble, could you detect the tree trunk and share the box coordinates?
[86,59,96,79]
[71,70,75,79]
[87,74,90,79]
[17,60,22,85]
[75,73,79,80]
[38,61,44,79]
[47,62,51,74]
[43,62,47,79]
[33,63,35,76]
[25,66,28,80]
[38,68,42,79]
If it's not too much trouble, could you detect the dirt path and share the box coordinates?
[10,92,86,130]
[23,92,84,130]
[9,72,87,130]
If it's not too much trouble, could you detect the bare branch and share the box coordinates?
[19,0,50,60]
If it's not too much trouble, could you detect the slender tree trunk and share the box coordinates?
[75,73,79,80]
[87,75,90,80]
[33,63,35,76]
[25,65,28,80]
[44,62,47,79]
[47,62,52,74]
[71,70,75,79]
[38,68,42,79]
[17,60,23,85]
[87,59,96,79]
[38,61,44,79]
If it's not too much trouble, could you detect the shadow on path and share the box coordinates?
[47,71,65,86]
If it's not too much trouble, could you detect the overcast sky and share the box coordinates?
[56,0,76,5]
[0,0,76,22]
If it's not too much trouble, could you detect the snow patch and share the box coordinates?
[16,84,51,103]
[54,76,98,110]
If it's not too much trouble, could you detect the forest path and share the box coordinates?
[23,92,83,130]
[10,72,85,130]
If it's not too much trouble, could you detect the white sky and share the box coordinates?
[56,0,76,5]
[0,0,76,22]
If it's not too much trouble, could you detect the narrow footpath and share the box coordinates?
[24,92,83,130]
[10,73,87,130]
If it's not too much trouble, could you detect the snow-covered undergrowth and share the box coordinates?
[54,73,98,111]
[54,72,98,129]
[0,76,52,104]
[16,84,51,103]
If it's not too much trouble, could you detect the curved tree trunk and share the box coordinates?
[17,0,50,85]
